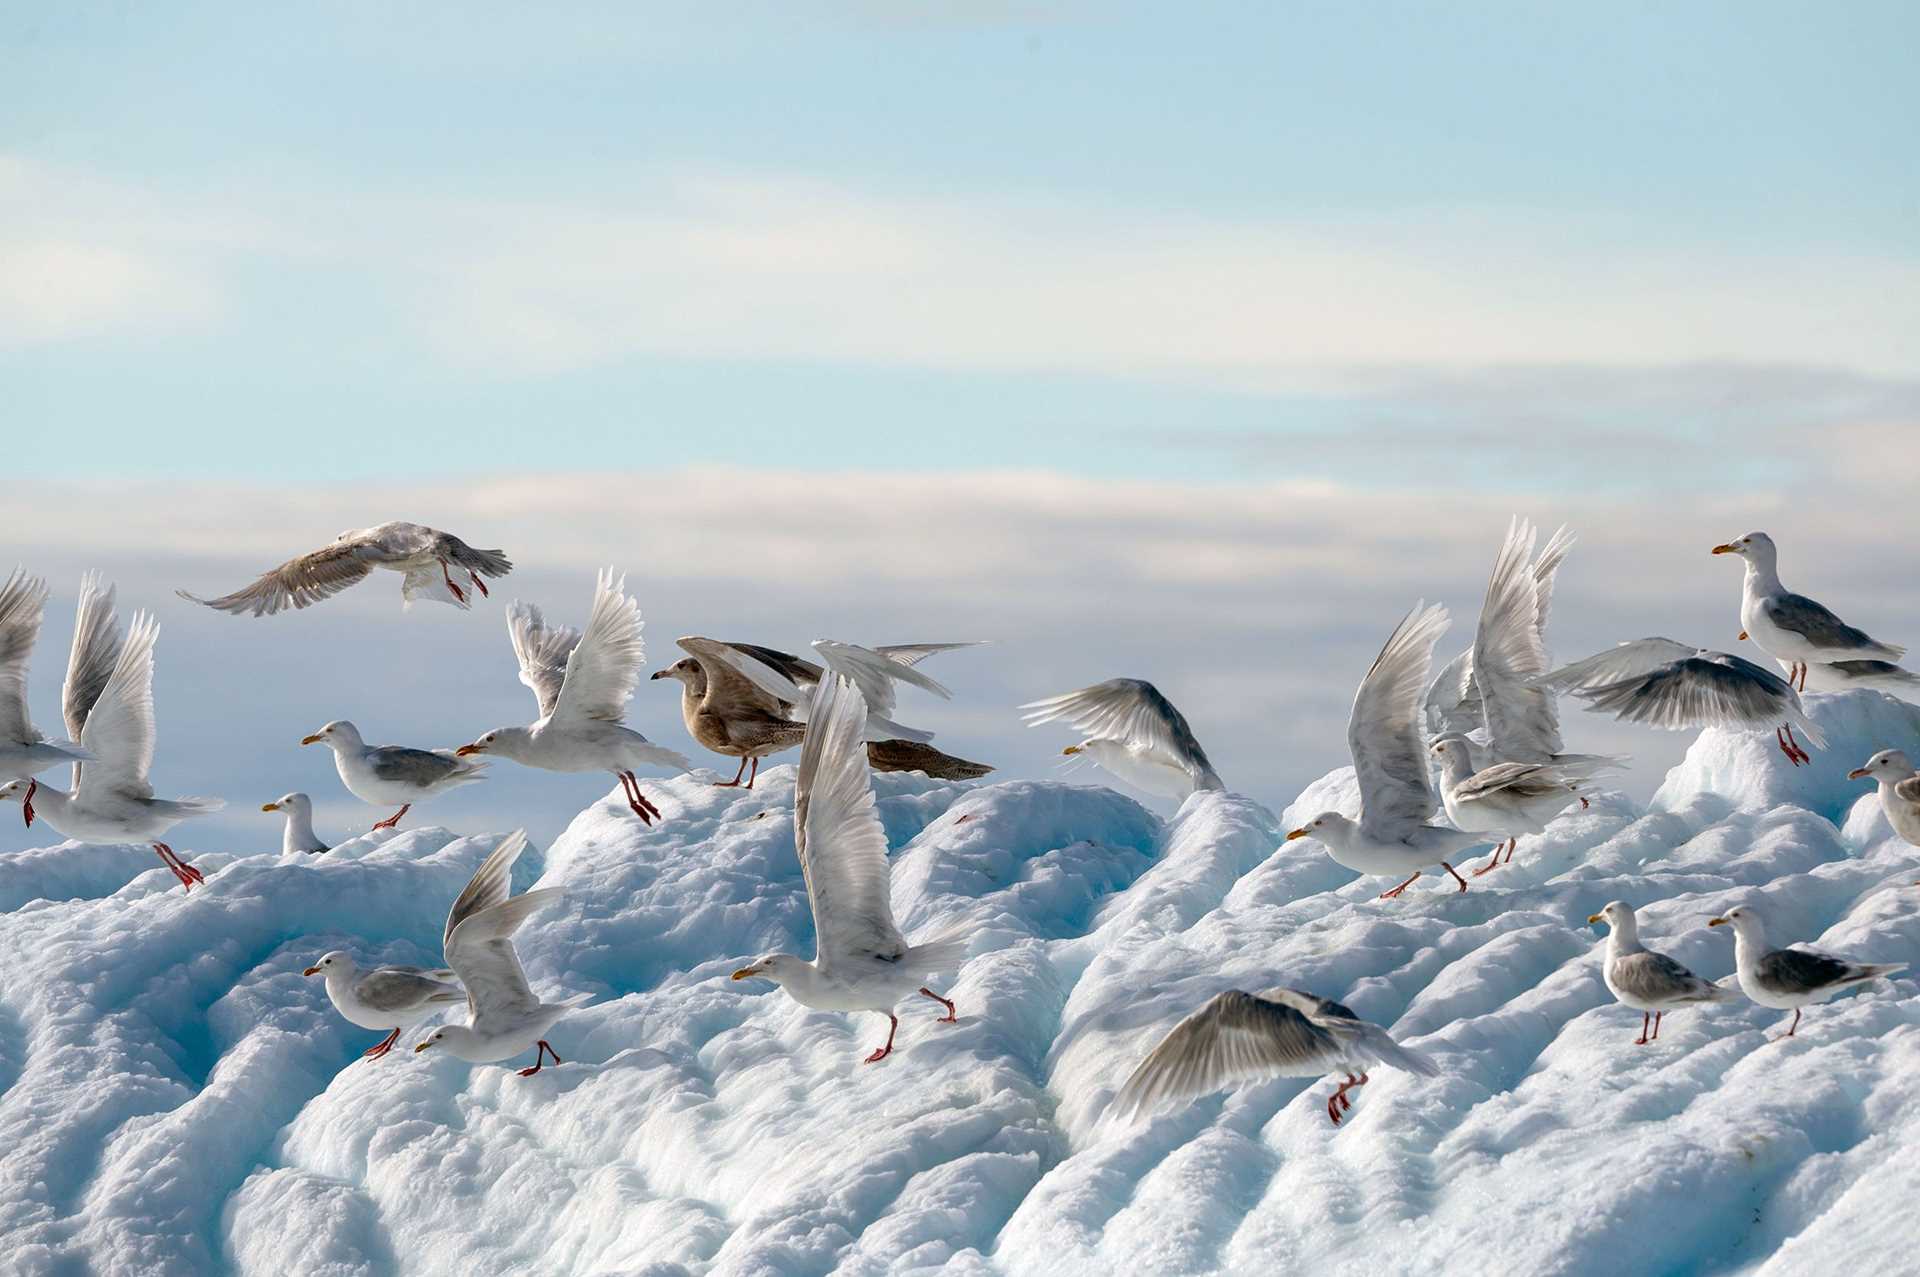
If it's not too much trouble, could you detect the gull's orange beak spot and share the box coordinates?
[455,744,483,757]
[303,966,321,976]
[1708,917,1729,927]
[731,967,759,981]
[1285,829,1309,841]
[1848,768,1871,780]
[300,734,323,746]
[1586,913,1604,925]
[1711,544,1736,555]
[414,1041,431,1052]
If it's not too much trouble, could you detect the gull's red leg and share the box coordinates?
[154,843,203,889]
[1326,1072,1369,1125]
[745,756,761,789]
[1378,872,1422,899]
[440,562,467,605]
[1652,1011,1663,1040]
[1782,724,1811,766]
[1634,1011,1650,1045]
[1503,838,1519,865]
[22,778,35,826]
[364,1027,401,1059]
[1442,861,1469,892]
[517,1040,562,1077]
[468,569,489,598]
[919,986,958,1023]
[372,804,411,831]
[1471,843,1504,877]
[863,1014,900,1063]
[714,757,749,788]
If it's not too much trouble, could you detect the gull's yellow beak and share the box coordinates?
[454,744,483,757]
[303,965,321,976]
[1285,828,1309,841]
[414,1041,432,1052]
[1708,916,1729,927]
[731,966,761,981]
[1587,913,1604,925]
[1061,745,1081,756]
[300,733,323,746]
[262,802,280,812]
[1849,768,1871,780]
[1711,543,1737,555]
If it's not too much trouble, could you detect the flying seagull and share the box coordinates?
[1021,678,1224,799]
[0,569,90,782]
[179,521,512,616]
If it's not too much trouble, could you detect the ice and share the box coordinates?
[1,689,1918,1274]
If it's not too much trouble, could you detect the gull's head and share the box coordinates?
[731,955,793,984]
[303,949,349,978]
[1711,531,1773,561]
[0,779,31,824]
[1428,734,1473,767]
[456,728,516,758]
[414,1027,448,1054]
[1587,900,1634,931]
[263,792,311,815]
[302,720,353,747]
[652,658,702,688]
[1286,812,1351,847]
[1850,749,1915,782]
[1707,904,1759,934]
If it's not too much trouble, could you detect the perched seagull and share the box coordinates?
[1109,988,1439,1127]
[1021,678,1225,799]
[178,521,513,616]
[262,792,329,855]
[1712,531,1904,692]
[1440,520,1625,781]
[652,637,806,788]
[1848,750,1920,848]
[456,571,690,824]
[865,739,995,781]
[1286,603,1491,898]
[0,593,224,889]
[0,569,90,782]
[729,674,968,1063]
[1540,638,1826,767]
[1587,901,1737,1044]
[1429,734,1595,876]
[413,830,589,1076]
[1708,904,1905,1038]
[304,950,464,1060]
[301,720,487,831]
[1790,658,1920,699]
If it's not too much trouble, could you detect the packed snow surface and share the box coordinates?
[3,690,1920,1276]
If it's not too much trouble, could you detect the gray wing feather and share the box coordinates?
[370,747,463,785]
[1537,638,1700,694]
[1766,593,1897,655]
[1020,677,1224,790]
[1610,950,1725,1004]
[444,830,529,946]
[795,674,908,966]
[439,535,513,580]
[1473,519,1567,760]
[1754,947,1860,994]
[506,601,580,719]
[1350,603,1449,840]
[1573,651,1822,744]
[62,573,121,747]
[177,541,374,616]
[1112,990,1339,1119]
[1453,760,1565,801]
[447,888,562,1019]
[0,569,49,744]
[355,967,465,1014]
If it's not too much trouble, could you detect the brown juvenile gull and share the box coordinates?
[1286,603,1492,898]
[0,588,224,889]
[262,792,329,854]
[304,950,463,1060]
[455,570,689,823]
[1539,637,1826,767]
[1021,678,1224,799]
[865,739,995,780]
[0,569,91,782]
[1110,987,1439,1127]
[729,673,968,1063]
[178,521,512,616]
[301,720,487,830]
[1848,750,1920,848]
[1712,531,1905,692]
[1587,901,1737,1044]
[1708,904,1905,1038]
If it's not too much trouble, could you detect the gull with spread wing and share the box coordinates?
[1021,677,1224,799]
[729,673,969,1063]
[0,569,90,782]
[1286,603,1492,898]
[1424,520,1571,750]
[413,830,590,1075]
[456,570,689,823]
[1539,638,1825,766]
[1713,531,1905,692]
[178,521,512,616]
[0,577,223,890]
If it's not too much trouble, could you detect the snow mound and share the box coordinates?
[0,689,1916,1275]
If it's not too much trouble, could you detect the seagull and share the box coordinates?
[1286,603,1491,898]
[1708,904,1905,1038]
[301,720,487,831]
[262,792,329,854]
[455,570,690,824]
[714,639,968,745]
[1429,734,1596,876]
[304,950,464,1060]
[178,521,513,616]
[413,830,589,1076]
[1586,901,1737,1044]
[1435,520,1625,781]
[1848,750,1920,848]
[1712,531,1905,692]
[1020,678,1224,799]
[1789,658,1920,699]
[1539,638,1826,766]
[729,673,968,1063]
[864,739,995,781]
[0,569,90,782]
[1109,987,1439,1127]
[0,584,224,890]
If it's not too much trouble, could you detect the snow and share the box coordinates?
[2,689,1918,1275]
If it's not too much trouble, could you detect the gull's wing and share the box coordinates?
[815,640,952,709]
[1020,677,1223,791]
[506,601,581,720]
[1609,950,1722,1004]
[1350,603,1450,840]
[1452,760,1566,801]
[369,747,469,787]
[1754,946,1858,995]
[447,887,563,1021]
[0,570,49,745]
[1262,987,1441,1077]
[1765,592,1902,657]
[1536,638,1701,694]
[794,674,907,968]
[63,573,122,747]
[724,642,821,693]
[177,538,377,617]
[354,967,465,1014]
[679,637,793,716]
[550,570,644,726]
[872,642,982,667]
[78,611,159,794]
[1110,990,1336,1119]
[1529,524,1576,651]
[1472,519,1566,760]
[1571,650,1822,743]
[445,831,528,947]
[1894,775,1920,805]
[1422,648,1482,741]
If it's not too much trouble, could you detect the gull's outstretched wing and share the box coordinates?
[1571,649,1824,745]
[1110,990,1338,1119]
[443,830,556,1020]
[1350,603,1450,840]
[794,674,907,969]
[78,611,159,794]
[680,637,794,717]
[550,570,644,726]
[1536,638,1700,695]
[1472,518,1567,760]
[1020,677,1223,791]
[62,573,121,748]
[0,570,49,746]
[506,601,581,720]
[177,538,375,617]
